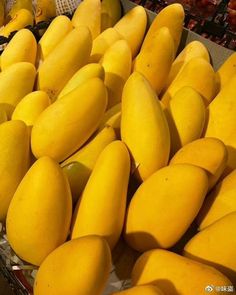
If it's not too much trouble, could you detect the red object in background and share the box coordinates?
[228,0,236,30]
[193,0,220,17]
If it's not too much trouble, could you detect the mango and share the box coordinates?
[0,62,36,116]
[72,0,101,40]
[6,0,32,22]
[32,78,107,162]
[184,212,236,285]
[71,141,130,249]
[170,137,227,190]
[217,52,236,90]
[204,74,236,171]
[165,87,206,156]
[98,103,121,137]
[6,157,72,266]
[90,28,122,63]
[36,27,92,101]
[101,0,122,31]
[0,108,7,124]
[62,125,116,202]
[142,4,184,55]
[101,39,132,109]
[132,249,234,295]
[35,0,56,24]
[11,91,50,126]
[125,164,208,251]
[133,27,175,94]
[0,120,30,220]
[161,57,216,106]
[197,169,236,230]
[58,63,105,99]
[111,285,165,295]
[34,235,111,295]
[114,6,147,57]
[121,72,170,181]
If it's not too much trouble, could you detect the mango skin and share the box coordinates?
[1,29,37,70]
[0,120,30,221]
[6,0,33,22]
[184,212,236,285]
[101,0,121,31]
[12,91,50,126]
[111,285,165,295]
[125,164,208,252]
[6,157,72,266]
[170,137,227,190]
[132,249,234,295]
[62,125,116,202]
[36,27,92,101]
[98,102,121,135]
[34,235,111,295]
[197,169,236,230]
[35,0,56,24]
[71,141,130,250]
[32,78,107,162]
[121,72,170,181]
[0,108,7,124]
[217,52,236,90]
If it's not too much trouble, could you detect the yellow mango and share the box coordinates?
[32,78,107,162]
[90,28,122,63]
[101,39,132,109]
[133,27,175,94]
[99,102,121,129]
[217,52,236,90]
[125,164,208,251]
[142,4,184,55]
[37,15,73,64]
[0,9,33,37]
[71,141,130,249]
[161,57,216,106]
[170,137,228,191]
[1,29,37,70]
[12,91,50,126]
[165,87,206,156]
[34,235,111,295]
[114,6,147,57]
[6,156,72,266]
[0,108,7,124]
[111,285,165,295]
[58,63,105,99]
[163,41,210,92]
[204,74,236,171]
[132,249,233,295]
[0,62,36,115]
[121,72,170,181]
[184,212,236,285]
[0,120,30,221]
[36,27,92,101]
[35,0,56,24]
[0,0,4,27]
[62,126,116,202]
[6,0,32,22]
[101,0,121,31]
[197,169,236,230]
[72,0,101,40]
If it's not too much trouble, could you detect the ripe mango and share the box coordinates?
[12,91,50,126]
[58,63,105,99]
[71,141,130,249]
[184,212,236,285]
[133,27,175,94]
[72,0,101,40]
[132,249,233,295]
[101,0,122,31]
[98,103,121,137]
[111,285,165,295]
[216,52,236,90]
[6,157,72,266]
[6,0,33,22]
[204,74,236,172]
[114,6,147,57]
[197,169,236,230]
[142,4,184,55]
[90,28,122,63]
[121,72,170,181]
[165,87,206,156]
[161,57,216,106]
[101,39,132,109]
[34,235,111,295]
[0,108,7,124]
[36,27,92,101]
[170,138,228,190]
[0,120,30,220]
[35,0,56,24]
[32,78,107,162]
[62,126,116,202]
[0,62,36,116]
[125,164,208,251]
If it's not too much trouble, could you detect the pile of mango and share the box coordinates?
[0,0,236,294]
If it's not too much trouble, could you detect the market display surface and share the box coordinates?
[0,0,236,294]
